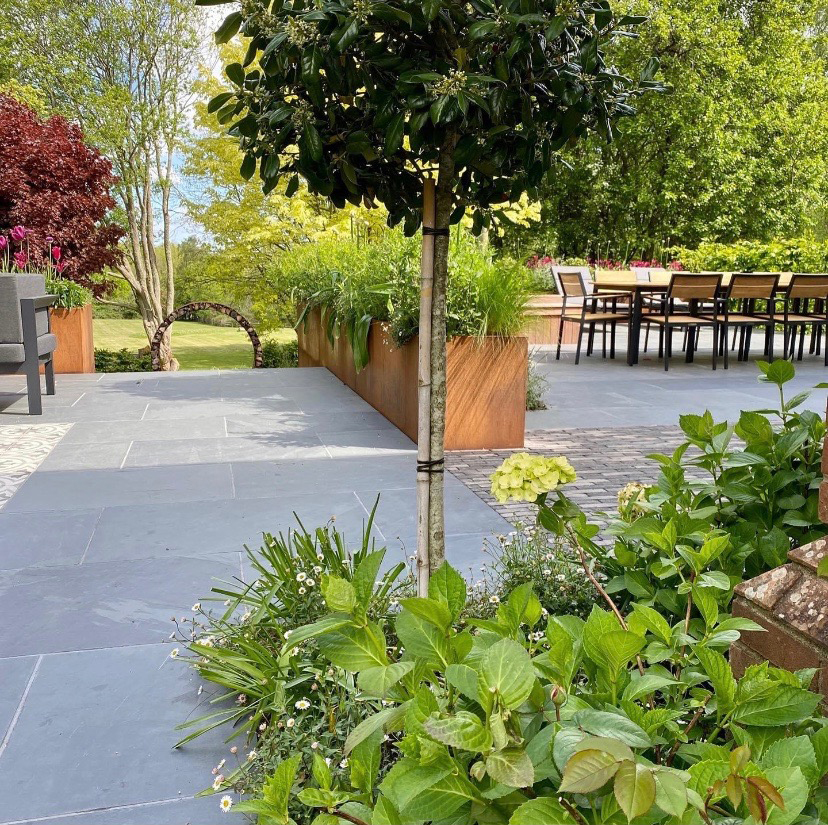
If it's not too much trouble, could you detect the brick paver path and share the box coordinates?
[447,426,686,526]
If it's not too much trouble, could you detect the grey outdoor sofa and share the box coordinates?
[0,274,57,415]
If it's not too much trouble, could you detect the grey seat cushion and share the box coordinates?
[0,333,57,364]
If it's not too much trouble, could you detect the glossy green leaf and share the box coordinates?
[424,711,493,752]
[479,638,535,709]
[321,574,356,612]
[559,748,622,793]
[614,760,656,821]
[485,747,535,788]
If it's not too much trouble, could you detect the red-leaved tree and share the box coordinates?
[0,95,123,290]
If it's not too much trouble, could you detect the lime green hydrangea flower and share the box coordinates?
[489,453,576,504]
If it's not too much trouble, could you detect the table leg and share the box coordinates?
[628,290,643,366]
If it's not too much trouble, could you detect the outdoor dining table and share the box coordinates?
[593,274,793,366]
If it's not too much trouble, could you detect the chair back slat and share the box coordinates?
[558,271,588,298]
[668,273,722,301]
[649,270,672,285]
[727,273,779,300]
[551,265,591,294]
[787,274,828,299]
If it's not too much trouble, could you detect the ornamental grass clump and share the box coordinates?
[489,453,576,503]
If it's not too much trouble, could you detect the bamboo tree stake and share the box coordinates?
[416,177,437,597]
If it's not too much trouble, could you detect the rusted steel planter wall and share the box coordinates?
[522,294,578,346]
[50,305,95,373]
[297,307,527,450]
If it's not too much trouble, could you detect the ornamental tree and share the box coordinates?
[0,94,123,291]
[202,0,661,586]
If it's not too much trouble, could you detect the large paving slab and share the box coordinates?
[0,645,232,824]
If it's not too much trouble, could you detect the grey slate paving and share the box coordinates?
[3,463,235,512]
[0,509,101,569]
[0,554,242,657]
[13,796,229,825]
[0,656,38,746]
[83,492,378,563]
[0,644,232,823]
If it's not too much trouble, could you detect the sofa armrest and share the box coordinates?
[21,295,57,312]
[20,295,57,348]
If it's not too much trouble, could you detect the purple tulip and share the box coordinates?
[13,251,28,269]
[0,236,7,251]
[10,226,27,243]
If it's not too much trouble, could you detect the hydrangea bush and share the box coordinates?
[490,453,576,504]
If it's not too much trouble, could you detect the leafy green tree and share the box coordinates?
[515,0,828,258]
[3,0,204,368]
[182,44,389,314]
[203,0,660,580]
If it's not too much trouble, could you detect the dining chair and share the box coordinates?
[555,271,631,364]
[554,266,629,357]
[641,273,726,371]
[780,274,828,364]
[718,273,779,361]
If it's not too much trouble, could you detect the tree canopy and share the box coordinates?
[0,95,122,286]
[202,0,660,234]
[521,0,828,258]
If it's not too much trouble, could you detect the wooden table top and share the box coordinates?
[594,274,794,291]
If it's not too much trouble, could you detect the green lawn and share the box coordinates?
[94,319,296,371]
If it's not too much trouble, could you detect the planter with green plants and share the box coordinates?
[289,231,531,449]
[46,276,95,373]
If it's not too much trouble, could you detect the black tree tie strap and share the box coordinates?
[422,227,450,237]
[417,458,445,474]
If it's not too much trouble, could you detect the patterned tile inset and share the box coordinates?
[0,423,72,508]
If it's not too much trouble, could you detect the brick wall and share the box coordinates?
[731,413,828,705]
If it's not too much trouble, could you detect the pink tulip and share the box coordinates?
[10,226,27,243]
[13,251,28,269]
[55,261,66,273]
[0,236,7,251]
[51,246,61,261]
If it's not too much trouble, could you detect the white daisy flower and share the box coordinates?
[295,699,311,710]
[192,602,201,612]
[286,717,295,728]
[296,572,307,582]
[247,750,257,761]
[236,694,247,705]
[306,578,315,587]
[298,587,306,595]
[311,741,319,749]
[259,721,267,731]
[220,795,233,813]
[489,595,500,604]
[169,648,179,659]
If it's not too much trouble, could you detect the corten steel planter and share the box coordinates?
[50,305,95,373]
[297,306,527,450]
[522,293,578,346]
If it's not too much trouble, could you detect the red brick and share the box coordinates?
[732,598,827,684]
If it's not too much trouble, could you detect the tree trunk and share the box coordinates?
[427,133,458,572]
[416,178,437,596]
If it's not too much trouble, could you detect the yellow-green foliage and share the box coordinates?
[489,453,577,504]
